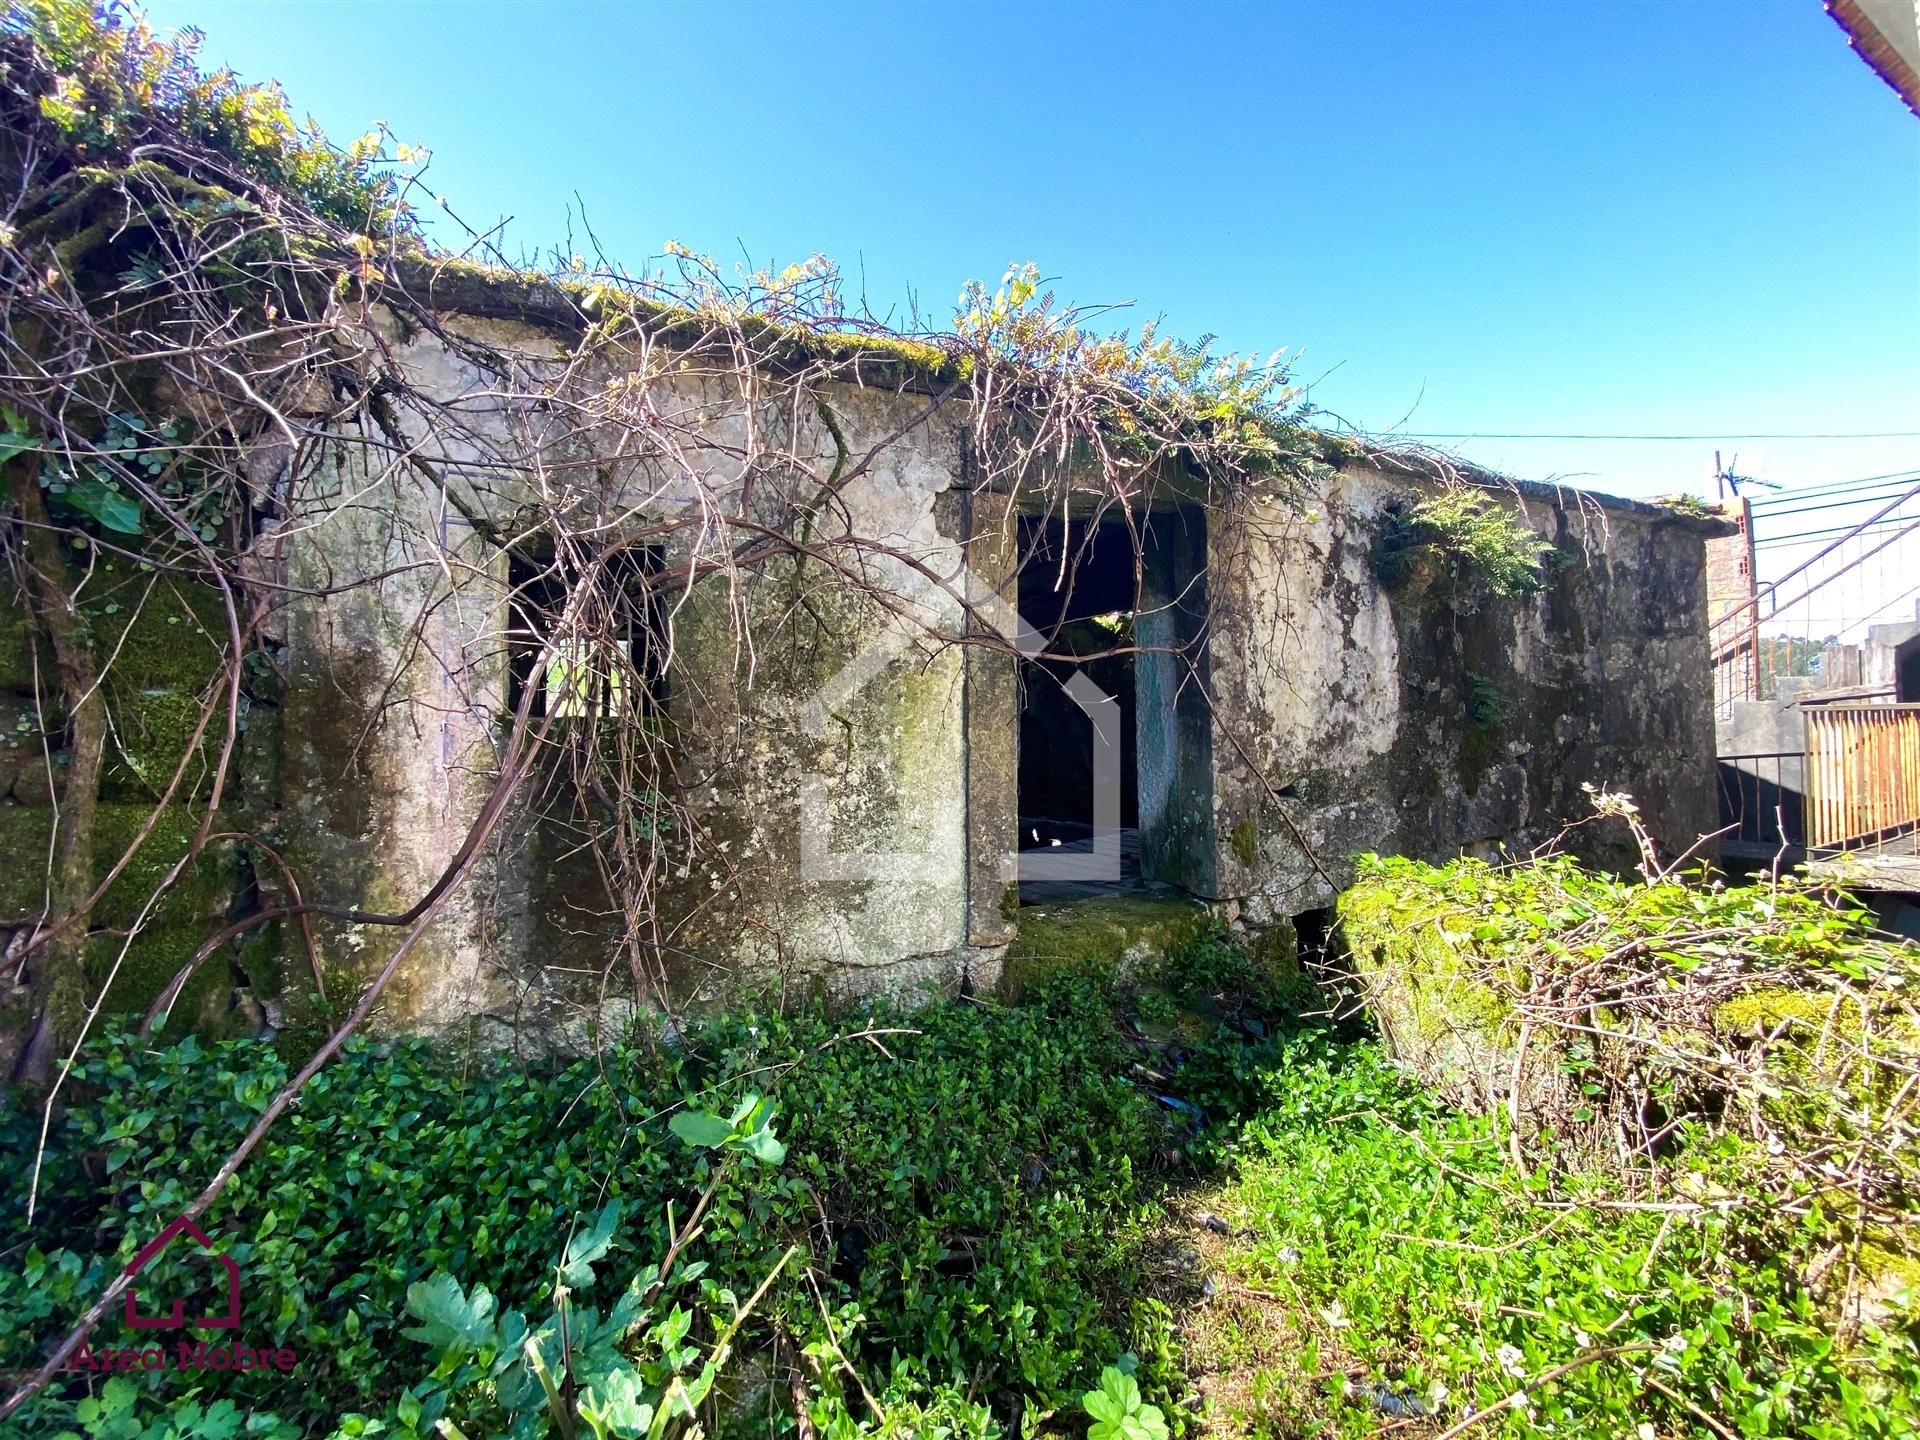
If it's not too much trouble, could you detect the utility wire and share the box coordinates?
[1753,487,1920,521]
[1757,517,1920,547]
[1749,468,1920,507]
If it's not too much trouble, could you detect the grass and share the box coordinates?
[1147,1033,1920,1439]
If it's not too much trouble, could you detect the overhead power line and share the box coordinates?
[1757,516,1920,547]
[1753,486,1920,521]
[1749,468,1920,507]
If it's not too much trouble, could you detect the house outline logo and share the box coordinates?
[121,1215,241,1330]
[798,553,1120,885]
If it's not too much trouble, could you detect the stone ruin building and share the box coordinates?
[1,265,1734,1055]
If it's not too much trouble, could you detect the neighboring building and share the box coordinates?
[1827,0,1920,116]
[1710,471,1920,905]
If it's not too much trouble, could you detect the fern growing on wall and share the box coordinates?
[1375,482,1550,600]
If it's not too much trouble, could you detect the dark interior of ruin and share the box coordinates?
[506,545,667,720]
[1013,509,1215,905]
[1015,513,1197,904]
[1016,515,1141,851]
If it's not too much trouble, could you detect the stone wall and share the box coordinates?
[1,284,1733,1054]
[280,310,985,1049]
[1,565,285,1047]
[1206,463,1728,922]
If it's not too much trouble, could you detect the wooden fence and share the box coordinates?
[1804,703,1920,850]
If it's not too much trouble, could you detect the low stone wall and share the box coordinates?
[1336,852,1920,1317]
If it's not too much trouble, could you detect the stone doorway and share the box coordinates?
[1014,511,1213,905]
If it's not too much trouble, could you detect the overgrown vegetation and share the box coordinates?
[5,0,411,229]
[0,5,1443,1422]
[1462,669,1511,732]
[0,940,1253,1438]
[1375,482,1550,601]
[1168,1036,1920,1438]
[1341,842,1920,1236]
[9,6,1910,1438]
[6,899,1916,1438]
[0,0,1339,1090]
[1312,802,1920,1434]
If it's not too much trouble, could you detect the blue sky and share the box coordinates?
[147,0,1918,512]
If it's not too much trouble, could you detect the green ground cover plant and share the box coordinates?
[4,893,1916,1439]
[1166,1033,1920,1438]
[0,951,1236,1438]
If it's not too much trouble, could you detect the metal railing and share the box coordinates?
[1715,750,1804,854]
[1710,477,1920,717]
[1804,702,1920,851]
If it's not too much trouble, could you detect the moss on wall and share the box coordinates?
[1229,818,1258,868]
[1338,873,1517,1109]
[1244,919,1299,985]
[0,608,51,690]
[1715,985,1919,1111]
[1211,466,1723,919]
[0,802,251,1035]
[402,256,974,392]
[90,569,233,801]
[1001,893,1210,998]
[1,553,281,1042]
[1714,987,1866,1036]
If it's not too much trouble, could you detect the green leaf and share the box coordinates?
[653,1304,692,1351]
[559,1201,621,1288]
[727,1093,764,1129]
[181,1400,245,1440]
[1085,1366,1166,1440]
[667,1108,733,1150]
[580,1368,655,1440]
[402,1272,498,1352]
[1084,1390,1123,1425]
[62,476,143,534]
[739,1127,786,1165]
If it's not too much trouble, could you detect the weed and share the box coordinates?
[1375,482,1549,601]
[1166,1034,1920,1438]
[8,914,1915,1440]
